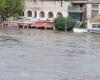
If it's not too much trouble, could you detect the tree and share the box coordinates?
[0,0,23,21]
[54,16,76,31]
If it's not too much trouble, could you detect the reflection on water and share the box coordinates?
[0,29,100,80]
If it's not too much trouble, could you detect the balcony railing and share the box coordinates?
[71,0,88,1]
[71,0,88,3]
[31,6,66,11]
[68,6,85,13]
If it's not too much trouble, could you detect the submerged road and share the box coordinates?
[0,29,100,80]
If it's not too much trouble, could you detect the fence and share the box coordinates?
[3,21,18,29]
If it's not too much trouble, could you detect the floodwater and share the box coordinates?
[0,29,100,80]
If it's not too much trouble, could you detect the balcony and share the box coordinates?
[68,6,85,13]
[71,0,88,4]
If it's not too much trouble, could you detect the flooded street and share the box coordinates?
[0,29,100,80]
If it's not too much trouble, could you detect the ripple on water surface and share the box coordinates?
[0,29,100,80]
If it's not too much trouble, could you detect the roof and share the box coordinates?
[91,15,100,23]
[88,0,100,4]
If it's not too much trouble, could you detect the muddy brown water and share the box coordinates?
[0,29,100,80]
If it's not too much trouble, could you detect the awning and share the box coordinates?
[32,21,46,27]
[32,21,54,28]
[17,22,32,26]
[45,21,54,27]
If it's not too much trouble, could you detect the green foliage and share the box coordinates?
[65,17,76,30]
[54,17,76,31]
[79,21,87,29]
[0,0,23,20]
[54,17,66,30]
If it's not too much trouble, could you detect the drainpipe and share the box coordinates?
[84,2,88,29]
[0,14,1,22]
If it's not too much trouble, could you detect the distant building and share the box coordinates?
[87,0,100,32]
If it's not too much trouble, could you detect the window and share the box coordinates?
[91,10,98,18]
[69,13,82,21]
[80,4,83,7]
[22,12,24,16]
[61,2,63,7]
[19,12,24,16]
[92,4,99,9]
[41,0,43,6]
[97,25,100,28]
[40,11,45,18]
[34,11,37,17]
[57,12,63,17]
[92,24,97,28]
[92,24,100,28]
[27,11,32,17]
[48,12,53,18]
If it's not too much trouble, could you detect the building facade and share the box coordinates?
[22,0,89,21]
[87,0,100,31]
[21,0,100,32]
[23,0,71,20]
[68,0,87,21]
[87,0,100,20]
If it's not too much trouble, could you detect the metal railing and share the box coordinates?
[68,6,85,13]
[71,0,88,1]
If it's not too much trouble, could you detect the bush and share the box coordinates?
[54,17,65,30]
[54,17,76,31]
